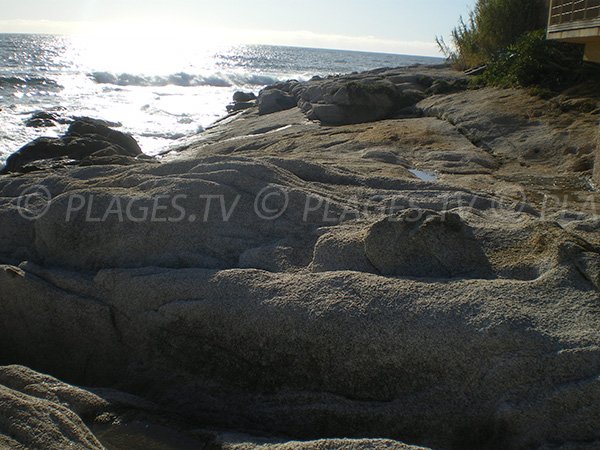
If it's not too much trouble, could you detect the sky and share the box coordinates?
[0,0,475,56]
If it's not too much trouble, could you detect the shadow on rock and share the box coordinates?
[365,209,495,279]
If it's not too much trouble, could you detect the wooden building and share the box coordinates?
[547,0,600,62]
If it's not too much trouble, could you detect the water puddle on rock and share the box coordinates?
[409,169,437,182]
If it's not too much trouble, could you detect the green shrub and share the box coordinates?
[437,0,549,69]
[476,30,586,89]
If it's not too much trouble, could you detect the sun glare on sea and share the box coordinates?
[69,21,232,75]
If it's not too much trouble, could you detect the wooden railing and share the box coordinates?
[549,0,600,28]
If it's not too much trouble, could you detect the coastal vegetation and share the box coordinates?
[436,0,549,69]
[478,30,586,90]
[437,0,596,90]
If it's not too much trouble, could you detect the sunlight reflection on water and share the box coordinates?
[0,33,442,161]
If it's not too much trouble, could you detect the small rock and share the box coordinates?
[25,112,59,128]
[233,91,257,103]
[226,101,255,113]
[25,111,73,128]
[24,111,71,128]
[71,116,122,128]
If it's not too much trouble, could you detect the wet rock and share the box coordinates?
[1,118,145,174]
[71,116,123,128]
[233,91,257,103]
[24,111,62,128]
[227,101,255,113]
[67,118,142,156]
[24,111,75,128]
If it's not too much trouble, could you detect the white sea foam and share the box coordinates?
[90,71,285,88]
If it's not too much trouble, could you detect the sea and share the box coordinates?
[0,33,443,163]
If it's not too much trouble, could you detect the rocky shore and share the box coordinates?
[0,64,599,450]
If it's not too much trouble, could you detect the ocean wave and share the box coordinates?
[0,75,60,88]
[89,71,283,88]
[139,131,188,140]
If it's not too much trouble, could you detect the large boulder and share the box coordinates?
[1,255,600,449]
[227,91,258,113]
[364,209,494,278]
[299,79,423,125]
[1,118,146,174]
[258,89,298,115]
[67,118,141,156]
[271,67,469,125]
[0,156,349,271]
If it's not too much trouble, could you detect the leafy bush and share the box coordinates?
[476,30,586,89]
[437,0,549,69]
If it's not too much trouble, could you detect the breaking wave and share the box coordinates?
[0,75,61,89]
[89,71,285,88]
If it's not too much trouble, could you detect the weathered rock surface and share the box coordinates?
[0,364,430,450]
[216,435,431,449]
[418,88,598,173]
[1,65,599,450]
[0,366,104,449]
